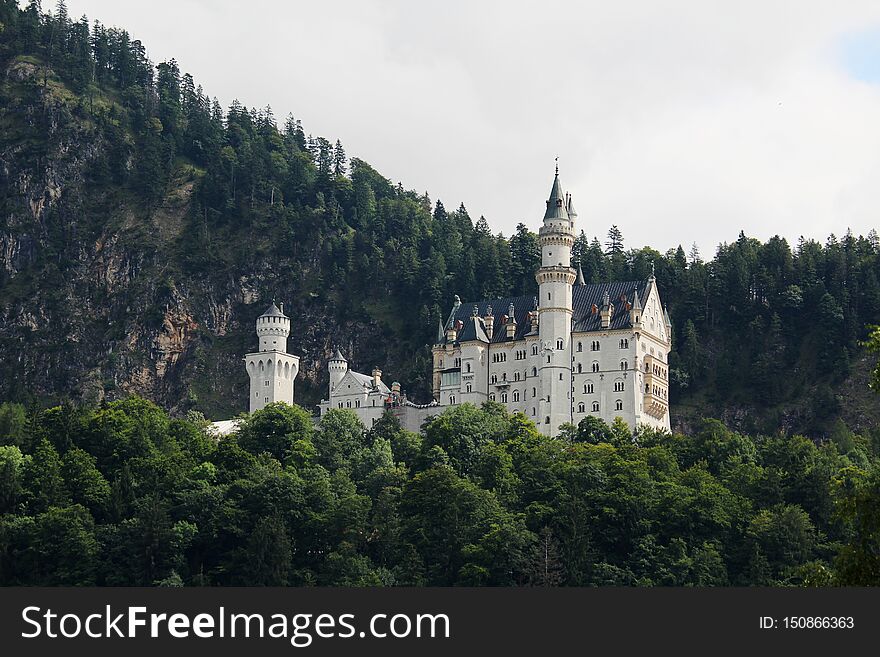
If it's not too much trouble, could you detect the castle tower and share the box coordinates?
[536,166,577,436]
[328,348,348,397]
[244,302,300,413]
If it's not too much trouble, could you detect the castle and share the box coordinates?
[228,168,671,437]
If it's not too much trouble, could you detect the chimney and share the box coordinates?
[506,303,517,338]
[372,367,382,389]
[279,302,284,314]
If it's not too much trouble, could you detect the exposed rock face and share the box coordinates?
[0,62,397,419]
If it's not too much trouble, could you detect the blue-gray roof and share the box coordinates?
[261,303,286,318]
[440,279,651,345]
[543,173,570,220]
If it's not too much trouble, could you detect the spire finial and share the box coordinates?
[650,261,656,279]
[555,156,559,176]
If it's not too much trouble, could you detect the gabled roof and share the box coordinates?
[338,370,391,395]
[572,280,650,333]
[438,279,652,345]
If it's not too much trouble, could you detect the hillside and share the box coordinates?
[1,1,879,438]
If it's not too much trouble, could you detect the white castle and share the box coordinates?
[225,168,671,437]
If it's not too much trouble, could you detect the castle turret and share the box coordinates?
[328,348,348,396]
[536,165,576,436]
[245,302,300,413]
[256,302,291,351]
[630,286,643,328]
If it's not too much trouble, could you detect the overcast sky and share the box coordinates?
[62,0,880,254]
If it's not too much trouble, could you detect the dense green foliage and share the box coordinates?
[1,398,878,586]
[0,1,878,436]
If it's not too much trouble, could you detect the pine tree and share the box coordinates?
[333,139,347,177]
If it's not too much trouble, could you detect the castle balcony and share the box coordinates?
[642,356,669,418]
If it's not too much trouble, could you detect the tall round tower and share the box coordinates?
[536,167,576,436]
[245,302,300,413]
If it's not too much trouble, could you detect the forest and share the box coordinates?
[0,396,878,586]
[1,2,880,586]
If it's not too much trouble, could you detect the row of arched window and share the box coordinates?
[576,400,624,413]
[573,339,630,352]
[489,387,539,403]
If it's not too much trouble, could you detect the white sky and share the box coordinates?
[62,0,880,254]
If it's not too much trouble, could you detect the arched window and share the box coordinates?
[513,390,520,402]
[545,416,550,424]
[491,374,498,384]
[489,393,496,401]
[514,371,520,381]
[532,367,537,376]
[346,401,351,408]
[577,363,583,373]
[547,356,551,363]
[466,383,472,393]
[501,392,508,403]
[592,401,600,412]
[592,362,600,373]
[532,344,539,355]
[584,382,594,394]
[355,399,360,408]
[615,399,623,411]
[577,342,583,352]
[532,407,536,416]
[532,387,537,397]
[577,402,585,413]
[556,339,563,350]
[502,372,507,381]
[620,360,628,370]
[450,395,456,405]
[466,363,471,372]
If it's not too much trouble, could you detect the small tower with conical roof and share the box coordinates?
[244,302,300,413]
[328,348,348,398]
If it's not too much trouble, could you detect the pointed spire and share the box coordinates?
[649,261,656,280]
[576,261,586,286]
[330,348,347,362]
[566,192,578,218]
[632,287,642,310]
[437,320,445,343]
[543,164,569,221]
